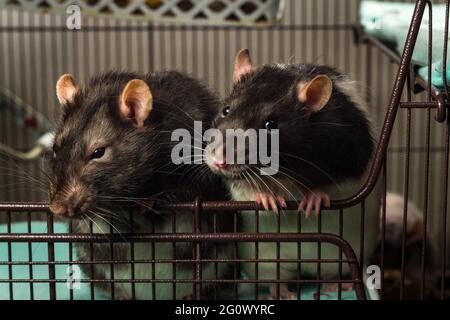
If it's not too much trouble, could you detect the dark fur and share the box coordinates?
[48,71,232,298]
[216,63,374,190]
[51,71,225,204]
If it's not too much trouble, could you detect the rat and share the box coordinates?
[371,192,437,298]
[205,49,381,299]
[48,71,232,300]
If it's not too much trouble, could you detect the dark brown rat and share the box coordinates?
[205,49,380,299]
[48,71,232,299]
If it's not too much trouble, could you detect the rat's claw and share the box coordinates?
[255,192,285,214]
[305,199,314,218]
[276,195,287,209]
[314,197,321,216]
[256,193,270,211]
[268,196,279,214]
[255,193,269,210]
[298,190,331,217]
[262,197,270,211]
[323,194,331,208]
[298,199,306,211]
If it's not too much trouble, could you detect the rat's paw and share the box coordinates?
[255,192,287,214]
[298,190,331,217]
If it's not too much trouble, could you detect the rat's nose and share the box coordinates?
[49,202,68,216]
[214,159,227,169]
[210,145,227,169]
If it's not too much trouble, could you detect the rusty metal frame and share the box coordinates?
[0,200,366,300]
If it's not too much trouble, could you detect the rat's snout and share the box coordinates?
[215,160,227,169]
[49,202,68,216]
[207,143,228,170]
[49,180,90,218]
[49,196,85,218]
[212,146,227,169]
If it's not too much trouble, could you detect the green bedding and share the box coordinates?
[360,0,450,89]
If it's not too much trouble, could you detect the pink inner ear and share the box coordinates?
[123,98,138,118]
[233,49,252,83]
[234,64,252,83]
[122,97,146,127]
[119,79,153,128]
[56,74,78,105]
[119,98,132,119]
[129,98,147,128]
[297,76,332,113]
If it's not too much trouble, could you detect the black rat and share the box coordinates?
[48,71,232,299]
[205,49,381,298]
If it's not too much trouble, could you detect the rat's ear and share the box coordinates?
[119,79,153,128]
[56,74,79,105]
[296,75,333,113]
[233,49,253,83]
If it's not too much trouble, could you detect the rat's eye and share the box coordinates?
[221,106,230,117]
[264,119,278,131]
[90,147,105,160]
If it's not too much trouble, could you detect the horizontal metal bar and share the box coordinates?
[0,278,362,284]
[0,232,356,250]
[0,199,375,212]
[0,202,49,211]
[400,102,450,109]
[0,258,351,266]
[0,200,339,212]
